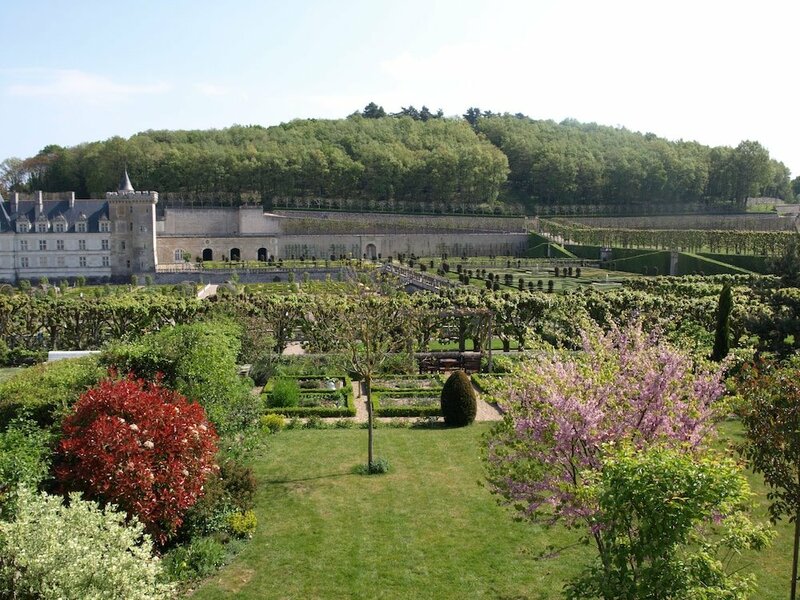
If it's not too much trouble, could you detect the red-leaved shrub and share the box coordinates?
[56,375,219,545]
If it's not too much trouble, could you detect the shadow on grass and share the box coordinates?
[264,471,354,484]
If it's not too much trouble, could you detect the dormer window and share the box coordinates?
[36,215,49,233]
[54,215,68,233]
[17,222,30,233]
[76,213,88,233]
[99,216,110,233]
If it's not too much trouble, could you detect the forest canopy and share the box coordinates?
[1,107,794,212]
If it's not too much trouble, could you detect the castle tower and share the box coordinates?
[106,170,158,277]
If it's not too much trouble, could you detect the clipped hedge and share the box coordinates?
[525,242,576,259]
[676,253,752,276]
[696,252,769,274]
[604,250,672,276]
[264,376,355,417]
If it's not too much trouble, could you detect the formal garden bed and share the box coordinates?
[370,374,445,391]
[262,376,355,417]
[371,390,441,417]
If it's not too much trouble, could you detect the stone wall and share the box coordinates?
[156,232,529,264]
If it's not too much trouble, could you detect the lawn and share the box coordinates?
[192,425,583,599]
[192,423,793,599]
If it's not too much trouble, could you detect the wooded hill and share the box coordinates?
[3,108,795,212]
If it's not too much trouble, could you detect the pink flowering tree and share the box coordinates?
[485,321,727,537]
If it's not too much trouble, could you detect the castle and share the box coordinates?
[0,174,528,283]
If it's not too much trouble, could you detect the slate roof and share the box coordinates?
[1,199,109,233]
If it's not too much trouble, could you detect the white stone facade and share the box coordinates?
[0,185,526,282]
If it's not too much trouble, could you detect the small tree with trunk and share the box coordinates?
[310,294,413,471]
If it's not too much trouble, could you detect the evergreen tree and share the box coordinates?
[711,282,732,361]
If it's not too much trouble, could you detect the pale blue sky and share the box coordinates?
[1,0,798,176]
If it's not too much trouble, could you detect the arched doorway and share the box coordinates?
[365,243,377,260]
[257,247,268,262]
[230,248,240,261]
[202,248,213,261]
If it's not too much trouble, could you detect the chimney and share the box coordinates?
[69,192,75,208]
[36,191,43,216]
[13,193,19,213]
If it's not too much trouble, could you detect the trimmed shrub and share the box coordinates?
[55,375,219,545]
[440,371,477,427]
[0,488,173,598]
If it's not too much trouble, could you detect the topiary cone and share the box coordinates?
[440,370,477,426]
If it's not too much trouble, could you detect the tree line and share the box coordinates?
[0,105,795,212]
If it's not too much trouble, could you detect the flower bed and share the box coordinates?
[371,374,445,392]
[372,390,441,418]
[263,375,355,417]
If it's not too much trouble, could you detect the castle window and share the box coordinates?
[19,240,28,251]
[78,240,86,251]
[76,222,87,233]
[101,239,109,250]
[57,240,64,251]
[102,256,110,267]
[79,256,86,267]
[37,222,48,233]
[20,257,29,268]
[121,241,126,251]
[57,256,65,267]
[18,222,30,233]
[39,256,47,267]
[99,221,110,233]
[39,240,47,251]
[55,222,65,233]
[174,249,184,262]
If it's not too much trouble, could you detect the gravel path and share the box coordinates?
[350,380,503,423]
[282,342,305,355]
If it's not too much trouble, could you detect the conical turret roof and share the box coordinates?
[119,169,134,192]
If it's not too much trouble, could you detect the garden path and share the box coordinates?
[196,284,218,299]
[352,380,502,423]
[282,342,305,355]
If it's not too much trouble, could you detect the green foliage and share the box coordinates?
[260,413,285,433]
[769,233,800,286]
[712,282,733,361]
[162,536,226,582]
[677,252,753,276]
[228,510,257,538]
[102,321,257,433]
[0,356,104,429]
[0,418,52,518]
[268,378,300,408]
[354,457,391,475]
[440,370,477,426]
[603,250,672,275]
[0,488,173,599]
[180,457,256,539]
[699,252,770,274]
[565,444,771,600]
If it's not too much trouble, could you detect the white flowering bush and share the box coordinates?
[0,488,174,600]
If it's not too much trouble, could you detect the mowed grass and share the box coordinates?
[193,423,794,600]
[192,425,584,599]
